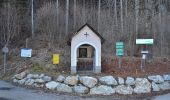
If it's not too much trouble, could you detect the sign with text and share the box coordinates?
[116,42,124,56]
[21,48,32,57]
[53,54,59,64]
[136,39,154,44]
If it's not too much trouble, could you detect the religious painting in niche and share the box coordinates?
[79,48,87,58]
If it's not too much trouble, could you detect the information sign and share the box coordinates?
[53,54,59,64]
[116,42,124,56]
[136,39,154,44]
[21,48,32,57]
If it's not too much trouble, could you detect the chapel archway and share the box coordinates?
[76,44,95,71]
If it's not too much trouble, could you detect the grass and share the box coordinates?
[30,63,47,73]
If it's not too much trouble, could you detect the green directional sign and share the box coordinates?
[136,39,154,44]
[116,42,124,56]
[116,49,124,56]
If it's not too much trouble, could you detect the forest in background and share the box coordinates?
[0,0,170,59]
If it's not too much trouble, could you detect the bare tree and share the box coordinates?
[0,3,20,47]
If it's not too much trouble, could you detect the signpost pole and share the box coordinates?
[3,53,6,74]
[2,46,9,74]
[116,42,124,68]
[118,56,122,68]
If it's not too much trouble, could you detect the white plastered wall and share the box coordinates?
[71,26,101,74]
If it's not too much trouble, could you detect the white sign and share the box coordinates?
[142,54,146,59]
[141,50,149,54]
[21,48,32,57]
[136,39,154,44]
[2,46,9,53]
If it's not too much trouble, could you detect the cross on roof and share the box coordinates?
[84,32,89,38]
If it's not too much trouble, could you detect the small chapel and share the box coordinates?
[69,23,104,74]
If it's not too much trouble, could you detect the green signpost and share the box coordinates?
[116,42,124,68]
[116,42,124,56]
[136,39,154,71]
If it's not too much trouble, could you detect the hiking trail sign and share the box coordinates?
[116,42,124,56]
[136,39,154,44]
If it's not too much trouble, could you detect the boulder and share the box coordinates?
[134,78,151,94]
[163,75,170,81]
[152,82,160,92]
[14,71,27,80]
[18,78,27,85]
[13,79,18,83]
[99,76,117,86]
[73,85,89,94]
[125,77,135,85]
[26,74,33,79]
[32,74,39,79]
[45,81,60,90]
[39,74,45,78]
[34,83,44,88]
[90,85,115,95]
[57,83,73,93]
[118,77,124,85]
[148,75,164,83]
[64,76,79,86]
[159,82,170,90]
[35,79,45,83]
[56,75,65,82]
[42,76,52,82]
[25,79,35,86]
[80,76,98,88]
[115,85,133,95]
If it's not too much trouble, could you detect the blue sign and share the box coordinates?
[21,48,32,57]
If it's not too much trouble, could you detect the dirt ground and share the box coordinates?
[102,57,170,77]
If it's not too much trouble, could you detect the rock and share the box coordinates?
[159,82,170,90]
[163,75,170,81]
[56,75,65,82]
[125,77,135,85]
[32,74,39,79]
[134,78,151,94]
[73,85,89,94]
[99,76,117,86]
[42,76,52,82]
[13,79,18,83]
[35,79,45,83]
[26,74,33,79]
[115,85,133,95]
[14,71,27,80]
[152,82,160,91]
[148,75,164,83]
[90,85,115,95]
[57,83,73,93]
[45,81,60,90]
[25,79,35,86]
[34,83,44,88]
[118,77,124,85]
[39,74,45,78]
[18,78,27,85]
[80,76,98,88]
[64,76,79,86]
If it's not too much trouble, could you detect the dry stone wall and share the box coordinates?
[12,72,170,95]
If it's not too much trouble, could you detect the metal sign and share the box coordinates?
[116,42,124,56]
[136,39,154,44]
[53,54,59,64]
[116,49,124,56]
[2,46,9,53]
[21,48,32,57]
[141,50,149,54]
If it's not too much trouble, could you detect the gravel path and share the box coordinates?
[0,80,169,100]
